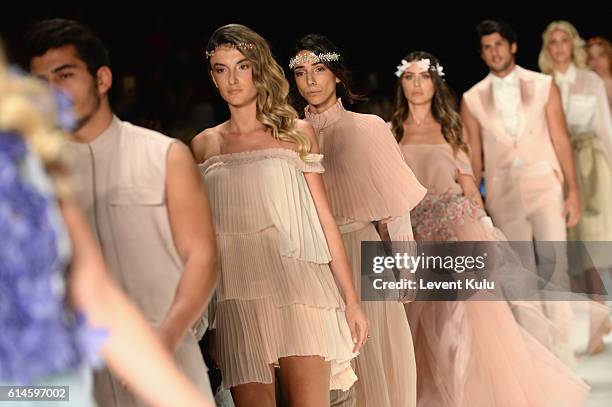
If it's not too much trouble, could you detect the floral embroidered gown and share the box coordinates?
[400,142,590,407]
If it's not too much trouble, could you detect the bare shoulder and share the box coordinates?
[191,123,224,163]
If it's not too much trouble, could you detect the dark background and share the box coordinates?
[1,3,610,143]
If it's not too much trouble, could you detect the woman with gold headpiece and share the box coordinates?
[191,24,367,407]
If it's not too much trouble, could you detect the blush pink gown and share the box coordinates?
[401,142,590,407]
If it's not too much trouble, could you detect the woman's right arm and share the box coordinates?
[62,198,212,407]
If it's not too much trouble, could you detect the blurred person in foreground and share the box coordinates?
[0,46,213,406]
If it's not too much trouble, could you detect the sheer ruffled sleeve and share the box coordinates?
[318,113,427,222]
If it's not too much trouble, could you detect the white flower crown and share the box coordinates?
[395,58,445,78]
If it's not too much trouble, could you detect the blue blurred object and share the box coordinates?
[479,177,486,198]
[53,88,76,131]
[0,133,104,384]
[7,66,76,131]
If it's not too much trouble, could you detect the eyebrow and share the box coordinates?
[213,58,250,68]
[52,64,78,73]
[294,61,324,70]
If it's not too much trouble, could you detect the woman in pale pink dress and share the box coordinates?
[289,34,427,407]
[391,50,590,407]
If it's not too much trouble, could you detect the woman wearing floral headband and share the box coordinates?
[391,50,589,406]
[191,24,367,407]
[290,33,427,407]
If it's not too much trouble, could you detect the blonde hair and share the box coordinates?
[207,24,310,157]
[538,20,587,74]
[0,45,70,196]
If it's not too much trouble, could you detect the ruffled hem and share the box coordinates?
[407,301,589,407]
[202,149,331,263]
[339,223,418,407]
[215,228,343,307]
[215,297,357,391]
[304,101,427,222]
[323,121,427,221]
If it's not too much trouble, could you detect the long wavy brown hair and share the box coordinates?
[206,24,310,157]
[390,51,469,155]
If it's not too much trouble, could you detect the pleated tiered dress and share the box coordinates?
[199,148,357,391]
